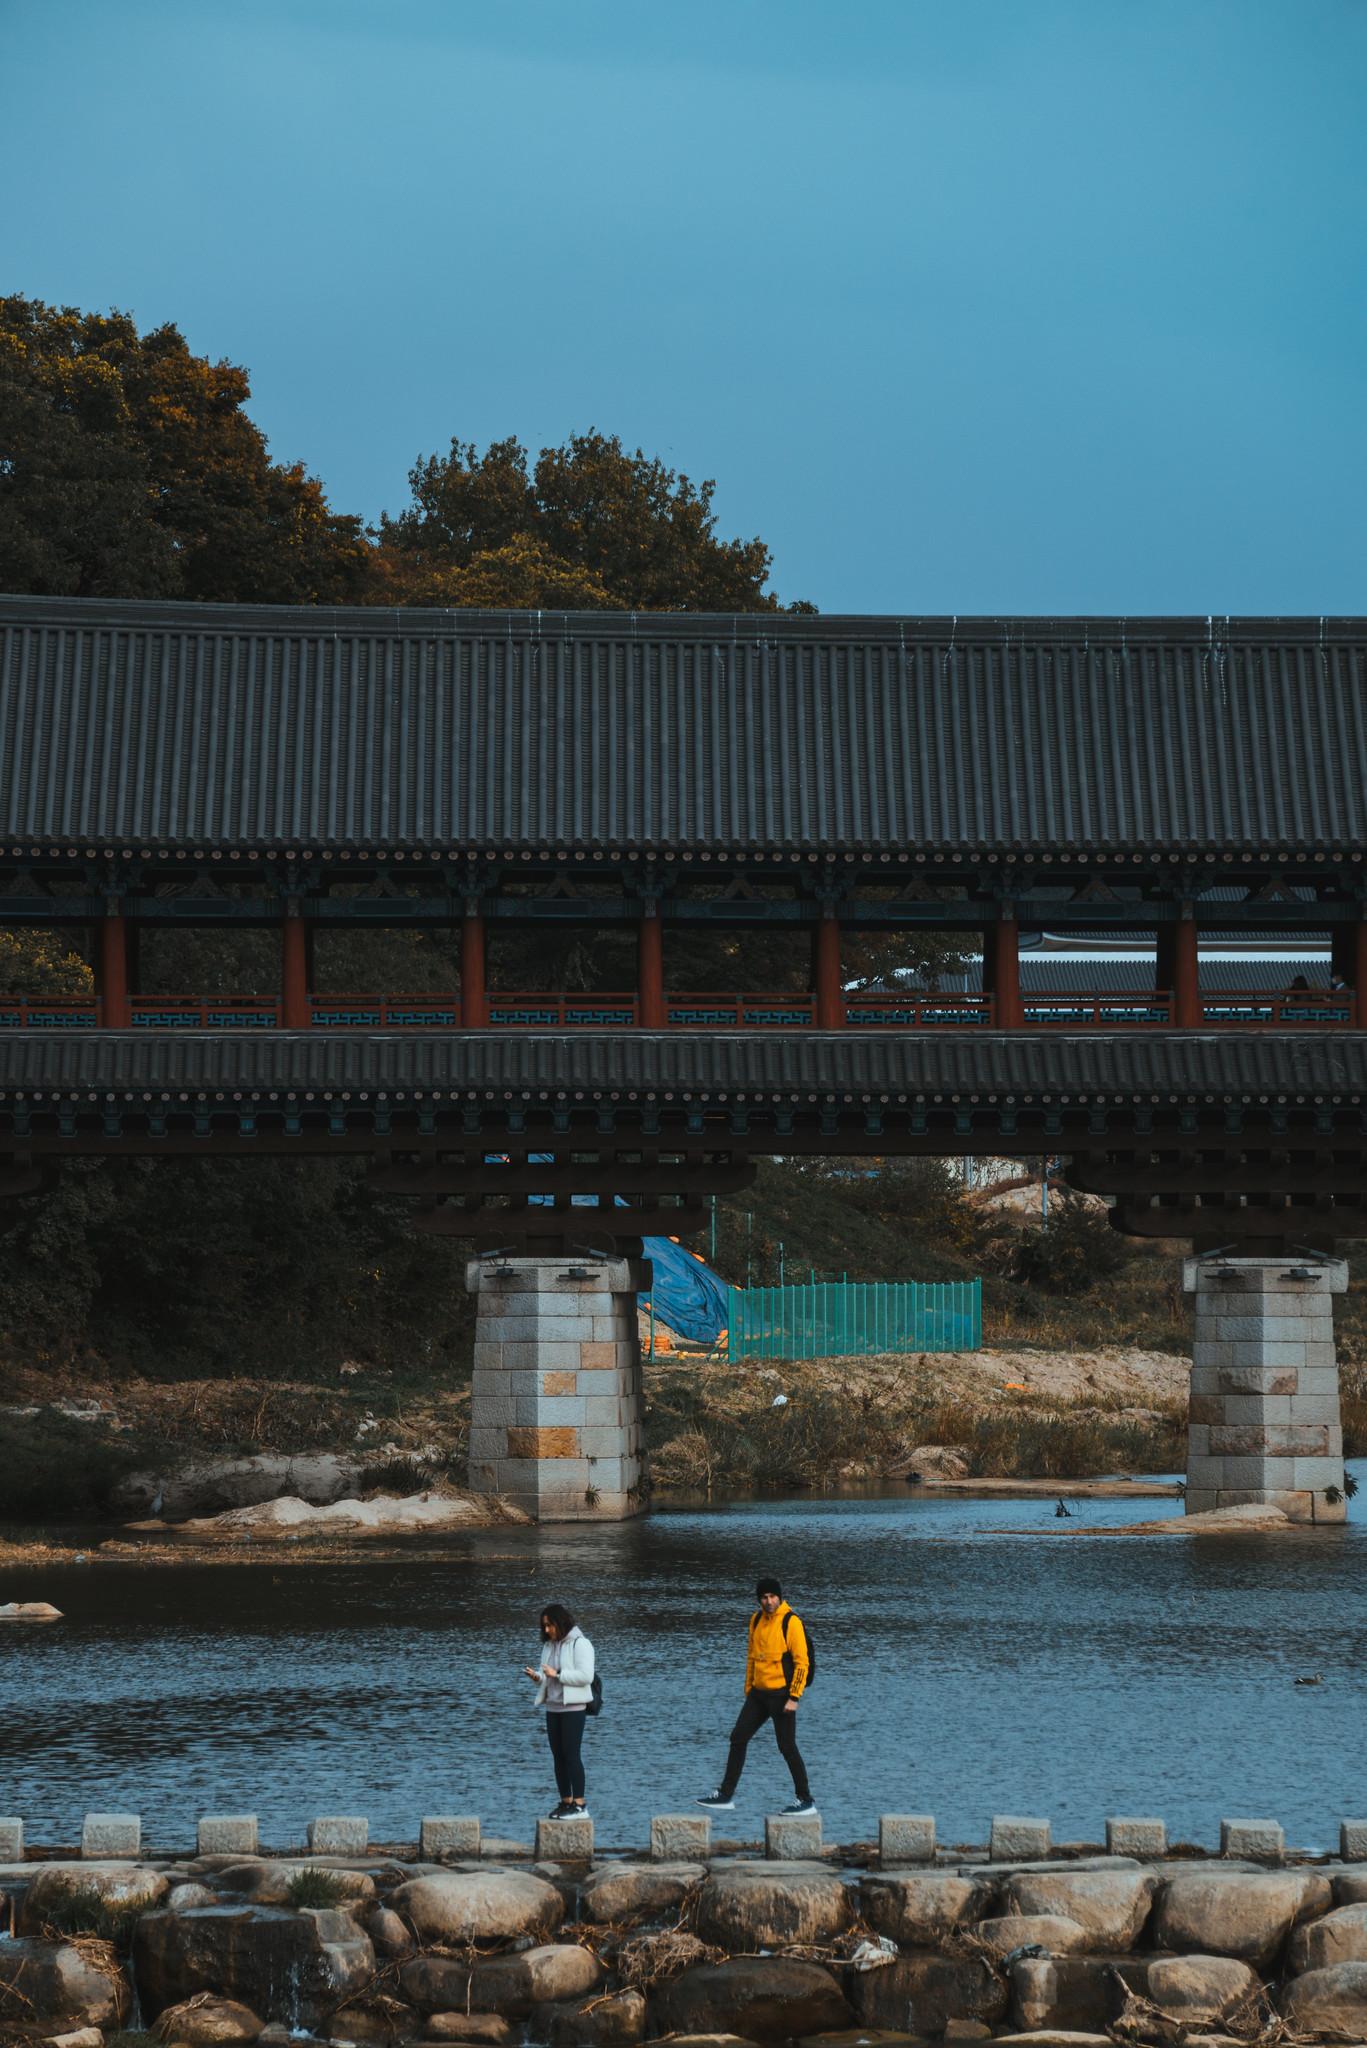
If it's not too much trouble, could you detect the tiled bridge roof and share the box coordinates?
[1,1030,1363,1104]
[1,598,1364,860]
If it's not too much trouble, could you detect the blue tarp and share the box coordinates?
[640,1234,730,1345]
[500,1155,731,1346]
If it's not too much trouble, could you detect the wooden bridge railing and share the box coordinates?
[0,991,1357,1029]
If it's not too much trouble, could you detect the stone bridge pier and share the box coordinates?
[1185,1255,1348,1523]
[466,1256,649,1520]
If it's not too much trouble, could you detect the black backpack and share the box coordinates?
[751,1608,816,1690]
[586,1673,603,1718]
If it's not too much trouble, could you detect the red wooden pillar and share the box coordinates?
[638,901,666,1028]
[281,904,311,1030]
[812,906,845,1028]
[984,904,1023,1028]
[98,903,131,1028]
[461,902,488,1028]
[1158,906,1200,1028]
[1332,918,1367,1022]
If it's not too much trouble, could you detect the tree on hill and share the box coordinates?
[0,295,369,603]
[373,429,807,612]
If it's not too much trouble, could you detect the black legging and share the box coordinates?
[719,1686,811,1801]
[546,1710,586,1799]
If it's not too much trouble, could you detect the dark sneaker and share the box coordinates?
[781,1798,818,1815]
[696,1792,736,1809]
[549,1800,575,1818]
[567,1803,590,1819]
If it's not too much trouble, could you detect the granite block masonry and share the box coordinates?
[879,1815,937,1864]
[82,1813,140,1858]
[421,1816,481,1858]
[651,1814,711,1862]
[308,1816,367,1853]
[1185,1256,1348,1524]
[766,1813,821,1859]
[467,1256,649,1521]
[197,1815,258,1856]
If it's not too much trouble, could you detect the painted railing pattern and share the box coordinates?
[0,990,1355,1030]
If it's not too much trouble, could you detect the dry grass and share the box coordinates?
[646,1353,1184,1491]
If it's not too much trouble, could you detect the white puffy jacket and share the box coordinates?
[533,1625,595,1706]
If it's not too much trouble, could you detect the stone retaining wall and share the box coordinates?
[8,1815,1367,2045]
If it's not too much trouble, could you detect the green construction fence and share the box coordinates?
[726,1278,982,1360]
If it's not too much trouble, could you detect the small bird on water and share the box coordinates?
[1294,1673,1324,1687]
[1055,1498,1073,1518]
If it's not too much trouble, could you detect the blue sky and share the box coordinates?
[5,0,1366,613]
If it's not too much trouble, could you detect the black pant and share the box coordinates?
[719,1687,810,1801]
[546,1710,586,1799]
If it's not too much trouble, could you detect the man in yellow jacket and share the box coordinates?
[697,1576,815,1814]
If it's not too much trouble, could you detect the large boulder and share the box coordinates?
[401,1960,480,2015]
[425,2020,514,2045]
[0,1937,131,2027]
[170,1884,223,1912]
[153,1995,265,2044]
[974,1914,1092,1958]
[1009,1956,1150,2035]
[654,1960,851,2042]
[133,1904,374,2025]
[857,1873,997,1946]
[1145,1955,1262,2026]
[115,1452,365,1518]
[580,1863,706,1925]
[642,2039,758,2048]
[848,1955,1008,2037]
[1153,1868,1331,1965]
[1281,1961,1367,2038]
[1002,1869,1156,1952]
[401,1947,601,2018]
[367,1905,415,1958]
[694,1866,852,1952]
[540,1989,648,2047]
[1290,1900,1367,1974]
[993,2036,1113,2047]
[798,2034,933,2048]
[391,1869,563,1945]
[209,1861,377,1908]
[19,1862,170,1931]
[469,1946,604,2018]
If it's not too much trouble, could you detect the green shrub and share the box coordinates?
[1007,1194,1129,1296]
[0,1411,146,1522]
[286,1868,348,1909]
[39,1883,143,1947]
[358,1453,440,1494]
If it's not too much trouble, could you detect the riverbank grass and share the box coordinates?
[646,1353,1186,1492]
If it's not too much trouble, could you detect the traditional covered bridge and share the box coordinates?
[1,596,1364,1520]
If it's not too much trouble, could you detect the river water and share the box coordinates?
[4,1475,1367,1853]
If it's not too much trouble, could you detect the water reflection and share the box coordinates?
[3,1474,1365,1851]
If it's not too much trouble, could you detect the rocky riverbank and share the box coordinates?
[6,1830,1367,2046]
[0,1344,1193,1534]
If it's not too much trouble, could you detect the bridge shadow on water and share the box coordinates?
[3,1471,1365,1852]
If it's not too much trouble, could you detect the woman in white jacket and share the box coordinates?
[523,1602,595,1819]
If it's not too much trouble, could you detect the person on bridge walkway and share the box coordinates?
[697,1577,816,1815]
[525,1602,595,1821]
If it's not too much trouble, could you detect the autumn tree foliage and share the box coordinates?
[372,430,803,612]
[0,296,370,603]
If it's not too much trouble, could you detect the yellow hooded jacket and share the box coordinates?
[745,1601,809,1700]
